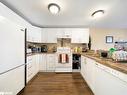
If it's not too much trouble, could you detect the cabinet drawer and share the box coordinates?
[27,57,33,63]
[27,63,33,70]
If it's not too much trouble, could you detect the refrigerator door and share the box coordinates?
[0,16,25,74]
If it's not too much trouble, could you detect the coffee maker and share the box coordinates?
[41,45,48,52]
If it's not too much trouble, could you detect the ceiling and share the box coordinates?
[1,0,127,28]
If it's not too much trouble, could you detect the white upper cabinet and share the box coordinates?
[71,28,89,43]
[33,27,42,43]
[27,26,41,43]
[41,28,57,43]
[46,28,57,43]
[57,28,72,38]
[28,27,89,43]
[41,29,47,43]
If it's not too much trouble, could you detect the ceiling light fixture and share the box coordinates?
[91,10,104,18]
[48,3,60,14]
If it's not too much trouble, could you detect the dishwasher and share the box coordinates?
[95,62,127,95]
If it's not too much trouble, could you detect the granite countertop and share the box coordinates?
[81,52,127,74]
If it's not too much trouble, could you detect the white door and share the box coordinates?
[71,28,89,43]
[46,28,57,43]
[85,58,95,93]
[39,54,47,71]
[46,54,56,71]
[41,29,47,43]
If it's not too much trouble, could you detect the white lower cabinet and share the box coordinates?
[39,54,47,71]
[27,55,40,83]
[46,54,56,71]
[81,56,95,93]
[81,56,127,95]
[0,65,25,95]
[39,54,56,72]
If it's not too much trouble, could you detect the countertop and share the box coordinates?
[27,52,56,56]
[81,52,127,74]
[27,51,127,74]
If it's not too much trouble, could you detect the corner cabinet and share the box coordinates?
[27,55,40,83]
[71,28,89,43]
[27,26,42,43]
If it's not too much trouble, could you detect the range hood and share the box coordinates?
[57,38,71,47]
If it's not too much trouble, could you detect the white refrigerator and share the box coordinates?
[0,15,25,95]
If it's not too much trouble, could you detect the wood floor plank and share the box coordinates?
[20,72,94,95]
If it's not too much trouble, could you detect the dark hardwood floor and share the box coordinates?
[20,72,94,95]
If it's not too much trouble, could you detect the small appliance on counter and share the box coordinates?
[27,49,32,54]
[31,47,38,53]
[82,47,88,52]
[100,51,108,58]
[98,50,108,58]
[41,45,48,52]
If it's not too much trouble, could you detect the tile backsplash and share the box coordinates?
[27,38,87,52]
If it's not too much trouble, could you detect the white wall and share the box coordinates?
[90,28,127,50]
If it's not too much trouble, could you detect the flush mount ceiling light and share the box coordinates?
[48,3,60,14]
[91,10,104,18]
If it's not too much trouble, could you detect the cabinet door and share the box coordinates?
[57,28,72,38]
[86,58,95,92]
[27,56,34,82]
[71,29,80,43]
[81,57,95,93]
[63,28,72,38]
[0,65,24,95]
[32,55,39,76]
[81,56,85,78]
[80,28,89,43]
[27,26,33,42]
[28,26,42,43]
[41,29,47,43]
[39,54,47,71]
[46,28,57,43]
[71,28,89,43]
[56,28,64,38]
[46,54,56,71]
[32,27,42,43]
[35,54,40,73]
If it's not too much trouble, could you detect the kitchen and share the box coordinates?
[0,0,127,95]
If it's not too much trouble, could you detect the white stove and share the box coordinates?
[55,47,72,72]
